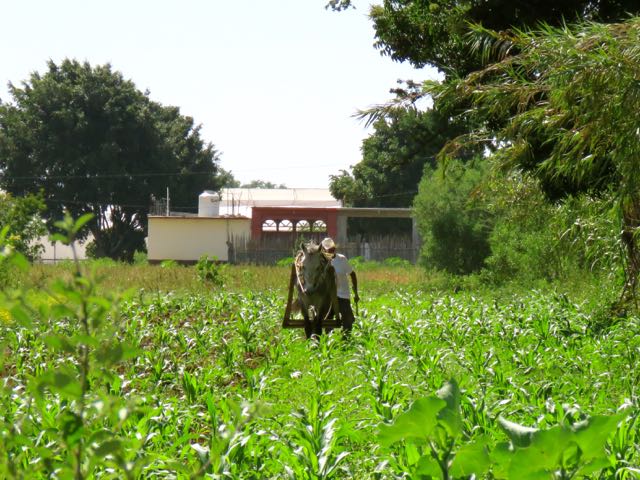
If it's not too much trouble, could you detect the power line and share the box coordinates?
[39,187,421,212]
[0,161,372,182]
[3,171,215,181]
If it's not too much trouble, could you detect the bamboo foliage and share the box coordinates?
[425,18,640,301]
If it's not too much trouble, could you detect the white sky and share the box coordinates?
[0,1,438,189]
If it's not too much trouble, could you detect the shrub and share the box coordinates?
[160,259,178,269]
[277,256,294,267]
[383,256,412,267]
[133,250,148,265]
[414,158,492,274]
[0,191,47,261]
[196,255,225,287]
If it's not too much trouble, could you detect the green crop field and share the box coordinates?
[1,254,639,479]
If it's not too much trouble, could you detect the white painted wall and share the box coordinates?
[38,235,92,262]
[147,216,250,262]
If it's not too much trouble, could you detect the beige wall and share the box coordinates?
[148,216,250,262]
[38,235,92,262]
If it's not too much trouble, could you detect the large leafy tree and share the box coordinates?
[330,108,464,208]
[329,0,640,76]
[428,18,640,301]
[0,59,222,261]
[326,0,637,237]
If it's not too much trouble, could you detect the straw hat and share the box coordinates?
[321,237,336,250]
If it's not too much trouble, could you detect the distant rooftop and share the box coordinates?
[219,188,341,217]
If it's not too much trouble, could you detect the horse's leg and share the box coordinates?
[303,307,312,339]
[308,306,322,338]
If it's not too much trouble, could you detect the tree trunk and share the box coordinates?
[620,196,640,307]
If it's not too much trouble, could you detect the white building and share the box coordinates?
[147,188,340,263]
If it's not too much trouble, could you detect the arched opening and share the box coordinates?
[261,219,278,232]
[279,219,294,232]
[296,220,311,232]
[312,220,327,232]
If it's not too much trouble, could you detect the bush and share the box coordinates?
[0,192,47,261]
[481,173,620,285]
[414,158,492,274]
[276,256,294,267]
[196,255,225,287]
[133,250,148,265]
[383,257,411,267]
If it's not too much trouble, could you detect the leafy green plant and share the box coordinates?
[277,256,294,267]
[196,254,225,286]
[281,391,351,479]
[414,158,492,274]
[379,379,627,479]
[383,256,412,267]
[0,213,144,478]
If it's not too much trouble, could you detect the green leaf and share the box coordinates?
[50,303,77,319]
[9,252,29,271]
[43,335,75,353]
[10,304,33,327]
[436,379,462,437]
[52,372,83,399]
[508,426,573,478]
[49,232,70,245]
[489,442,512,479]
[378,396,446,447]
[34,370,83,400]
[498,416,539,448]
[450,437,491,477]
[94,439,122,457]
[95,343,125,365]
[414,454,442,478]
[61,411,84,446]
[404,442,421,466]
[73,213,94,235]
[575,456,613,476]
[572,413,623,461]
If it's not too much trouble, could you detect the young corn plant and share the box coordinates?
[186,395,267,479]
[280,391,351,480]
[356,351,402,422]
[0,214,143,479]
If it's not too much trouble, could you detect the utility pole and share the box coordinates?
[166,187,170,216]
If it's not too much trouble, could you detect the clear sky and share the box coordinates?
[0,1,438,189]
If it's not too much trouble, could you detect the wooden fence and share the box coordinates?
[228,233,418,265]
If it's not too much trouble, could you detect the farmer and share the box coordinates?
[320,237,359,333]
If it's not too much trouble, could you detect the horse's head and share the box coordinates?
[297,241,331,296]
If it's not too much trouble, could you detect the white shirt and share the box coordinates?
[331,253,353,299]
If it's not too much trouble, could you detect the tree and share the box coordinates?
[329,107,469,236]
[219,168,241,188]
[0,59,223,261]
[241,180,287,189]
[329,0,640,76]
[428,18,640,301]
[330,108,463,208]
[414,158,491,274]
[0,191,47,260]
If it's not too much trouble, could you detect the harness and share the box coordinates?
[294,249,333,295]
[294,248,338,324]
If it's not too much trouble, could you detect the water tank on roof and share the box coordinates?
[198,190,221,217]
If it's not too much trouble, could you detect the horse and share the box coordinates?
[293,240,341,339]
